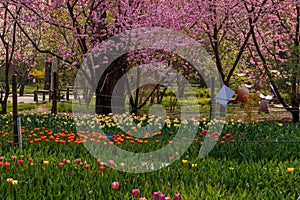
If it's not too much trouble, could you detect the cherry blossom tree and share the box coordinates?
[0,2,19,114]
[246,0,300,122]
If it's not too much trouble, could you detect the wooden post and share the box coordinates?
[12,74,19,148]
[34,90,38,102]
[66,87,70,101]
[210,77,215,120]
[51,72,58,115]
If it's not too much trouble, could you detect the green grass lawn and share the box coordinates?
[6,101,45,113]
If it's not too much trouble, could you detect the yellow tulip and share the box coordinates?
[43,161,49,166]
[12,180,18,185]
[182,160,188,164]
[191,164,197,168]
[288,168,294,173]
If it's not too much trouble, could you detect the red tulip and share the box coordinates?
[99,165,105,171]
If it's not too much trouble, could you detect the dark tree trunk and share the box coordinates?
[1,100,7,114]
[44,62,51,90]
[95,56,128,115]
[291,99,299,123]
[19,83,25,96]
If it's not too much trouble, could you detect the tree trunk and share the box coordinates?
[291,99,299,123]
[95,56,127,115]
[19,83,25,96]
[1,100,7,114]
[44,62,51,90]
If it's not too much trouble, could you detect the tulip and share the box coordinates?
[139,198,147,200]
[7,178,13,184]
[108,160,115,167]
[99,165,105,171]
[12,180,18,185]
[4,162,10,168]
[288,168,295,173]
[66,160,71,164]
[0,156,4,161]
[62,159,66,163]
[181,160,188,164]
[29,158,33,163]
[18,160,24,165]
[120,163,125,168]
[111,181,120,189]
[159,194,165,200]
[11,155,17,161]
[75,158,81,163]
[191,164,197,168]
[165,197,171,200]
[174,194,181,200]
[132,189,140,197]
[43,161,49,166]
[58,163,64,168]
[153,192,160,199]
[20,155,24,159]
[0,162,2,167]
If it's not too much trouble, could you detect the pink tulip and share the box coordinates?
[62,159,66,163]
[96,159,101,163]
[20,155,24,159]
[75,158,81,163]
[153,192,160,199]
[11,156,17,161]
[4,162,10,168]
[18,160,24,165]
[132,189,140,197]
[0,156,4,161]
[108,160,115,167]
[29,158,33,163]
[159,194,165,200]
[84,164,90,169]
[111,181,120,189]
[165,197,171,200]
[139,198,147,200]
[174,194,181,200]
[58,163,64,168]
